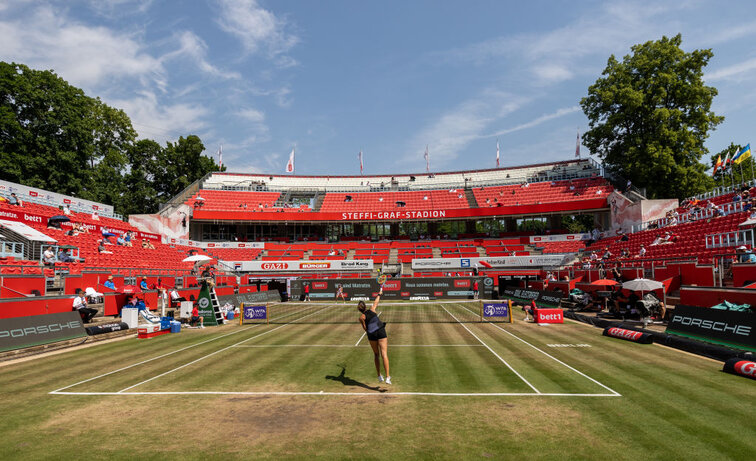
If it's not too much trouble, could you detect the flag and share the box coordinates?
[359,150,363,175]
[496,139,500,167]
[424,145,430,173]
[285,148,295,173]
[723,152,731,170]
[733,143,751,164]
[575,129,581,158]
[217,145,223,168]
[712,155,723,176]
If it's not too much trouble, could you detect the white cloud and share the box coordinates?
[405,91,527,167]
[111,91,209,144]
[216,0,298,61]
[0,5,164,92]
[162,30,241,80]
[485,106,582,138]
[441,1,684,86]
[236,108,266,123]
[706,57,756,81]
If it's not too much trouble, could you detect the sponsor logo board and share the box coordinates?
[0,312,87,352]
[483,303,510,318]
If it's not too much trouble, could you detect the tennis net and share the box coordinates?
[240,300,510,324]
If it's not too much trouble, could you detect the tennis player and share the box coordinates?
[358,287,391,384]
[336,284,346,302]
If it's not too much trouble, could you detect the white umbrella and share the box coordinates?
[182,254,212,263]
[622,278,663,293]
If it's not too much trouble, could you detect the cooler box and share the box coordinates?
[170,321,181,333]
[226,311,235,320]
[160,317,172,330]
[122,307,139,329]
[179,301,193,318]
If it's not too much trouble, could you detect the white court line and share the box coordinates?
[441,305,540,394]
[115,306,330,393]
[232,344,484,348]
[51,390,619,397]
[49,304,324,395]
[457,304,621,397]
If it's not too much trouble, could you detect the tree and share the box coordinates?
[581,34,723,200]
[0,62,95,195]
[1,61,224,216]
[155,135,224,204]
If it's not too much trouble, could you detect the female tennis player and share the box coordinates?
[336,284,346,302]
[358,286,391,384]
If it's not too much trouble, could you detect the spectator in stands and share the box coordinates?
[139,278,149,290]
[101,226,114,244]
[91,210,99,220]
[141,239,155,249]
[620,248,630,259]
[190,305,205,328]
[103,275,116,290]
[98,241,113,254]
[116,234,126,246]
[124,231,133,247]
[602,248,612,260]
[8,193,22,206]
[63,204,71,215]
[73,289,97,323]
[637,245,646,258]
[582,259,592,269]
[170,288,186,305]
[736,246,756,263]
[57,248,75,263]
[42,246,56,267]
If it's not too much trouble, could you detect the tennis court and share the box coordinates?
[50,301,619,397]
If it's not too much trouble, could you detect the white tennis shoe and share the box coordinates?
[385,376,392,385]
[378,374,384,383]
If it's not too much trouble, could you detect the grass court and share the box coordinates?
[0,301,753,460]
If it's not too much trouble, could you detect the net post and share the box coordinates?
[507,299,513,323]
[239,303,243,326]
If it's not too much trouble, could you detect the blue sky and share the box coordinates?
[2,0,755,175]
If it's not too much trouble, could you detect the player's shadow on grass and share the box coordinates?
[325,366,387,392]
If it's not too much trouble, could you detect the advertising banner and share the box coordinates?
[241,304,268,322]
[535,308,564,324]
[0,179,114,215]
[666,305,755,351]
[167,238,265,249]
[218,290,281,307]
[0,209,160,241]
[482,302,512,322]
[0,311,87,352]
[722,358,756,380]
[530,233,590,243]
[226,259,373,272]
[411,255,569,270]
[290,277,494,301]
[500,287,563,308]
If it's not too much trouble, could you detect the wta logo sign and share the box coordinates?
[483,303,509,318]
[243,305,267,320]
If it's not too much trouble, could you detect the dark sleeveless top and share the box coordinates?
[364,310,383,333]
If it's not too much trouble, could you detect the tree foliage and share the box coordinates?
[581,34,722,199]
[0,62,223,216]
